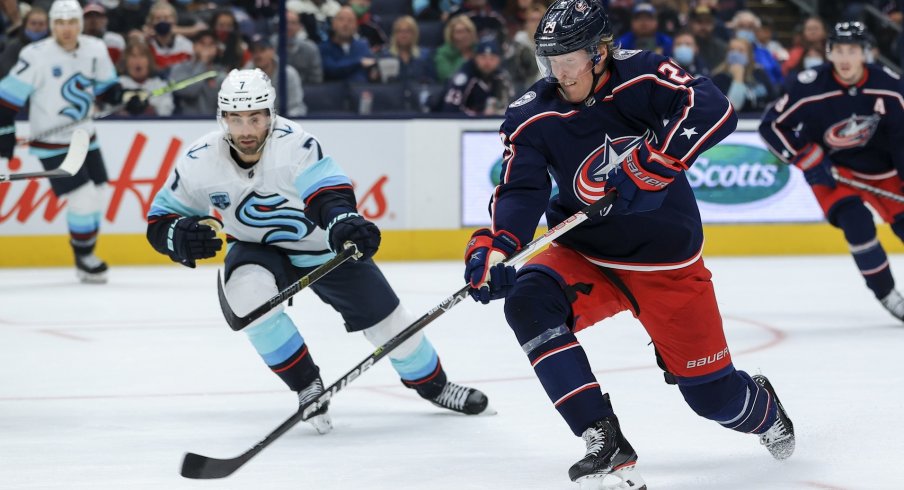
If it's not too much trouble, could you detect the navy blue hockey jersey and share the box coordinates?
[492,49,737,270]
[760,64,904,175]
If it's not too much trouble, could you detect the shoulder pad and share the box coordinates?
[797,69,818,84]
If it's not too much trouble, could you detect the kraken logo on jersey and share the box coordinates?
[823,114,881,150]
[572,133,647,205]
[237,192,315,243]
[59,73,93,121]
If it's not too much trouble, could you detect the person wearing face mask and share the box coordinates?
[144,0,192,72]
[348,0,387,54]
[670,30,710,78]
[727,10,782,85]
[782,16,827,76]
[0,7,49,78]
[711,37,777,113]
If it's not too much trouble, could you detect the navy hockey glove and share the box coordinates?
[0,125,15,159]
[605,142,683,214]
[464,228,519,304]
[327,212,381,260]
[166,216,223,268]
[124,90,149,115]
[793,143,835,189]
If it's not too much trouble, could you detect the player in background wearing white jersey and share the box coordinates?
[146,69,490,433]
[0,0,147,283]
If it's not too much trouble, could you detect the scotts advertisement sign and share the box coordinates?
[461,130,823,226]
[0,121,403,235]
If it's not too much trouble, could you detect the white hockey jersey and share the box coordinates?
[0,35,117,156]
[149,116,350,268]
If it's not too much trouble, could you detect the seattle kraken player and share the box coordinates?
[760,22,904,323]
[0,0,146,283]
[147,69,489,433]
[464,1,793,487]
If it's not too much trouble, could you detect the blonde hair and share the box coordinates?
[147,1,177,26]
[390,15,420,58]
[444,15,477,46]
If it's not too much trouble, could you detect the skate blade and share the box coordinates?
[307,413,333,435]
[477,403,498,416]
[77,270,108,284]
[576,463,646,490]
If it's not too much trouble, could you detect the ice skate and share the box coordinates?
[569,415,646,490]
[297,377,332,434]
[75,253,108,284]
[752,375,794,460]
[879,290,904,322]
[424,380,491,415]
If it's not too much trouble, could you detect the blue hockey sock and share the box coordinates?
[679,369,776,434]
[244,312,318,391]
[392,336,440,383]
[835,201,894,298]
[67,209,101,256]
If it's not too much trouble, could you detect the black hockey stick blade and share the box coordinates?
[217,242,361,331]
[178,193,617,479]
[0,129,90,182]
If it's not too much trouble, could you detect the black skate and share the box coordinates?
[752,375,794,460]
[424,381,490,415]
[569,415,646,490]
[75,253,108,284]
[880,290,904,322]
[297,377,332,434]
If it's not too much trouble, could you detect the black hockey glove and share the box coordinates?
[166,216,223,268]
[123,90,150,115]
[0,126,15,159]
[464,228,519,304]
[326,212,381,260]
[605,142,683,214]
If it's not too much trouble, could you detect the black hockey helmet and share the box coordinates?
[828,21,871,50]
[534,0,612,57]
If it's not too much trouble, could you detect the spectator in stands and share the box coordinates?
[106,0,150,35]
[503,32,538,95]
[414,0,462,21]
[289,0,342,44]
[378,15,435,84]
[82,3,125,65]
[512,1,545,51]
[0,7,47,78]
[210,8,250,72]
[435,14,477,82]
[782,16,826,76]
[727,10,782,85]
[617,3,673,57]
[278,9,323,84]
[349,0,387,53]
[320,6,377,82]
[756,16,789,66]
[247,35,307,117]
[711,37,777,113]
[650,0,682,37]
[438,38,513,115]
[690,5,728,71]
[118,41,174,117]
[171,30,224,116]
[451,0,506,42]
[144,1,192,73]
[671,30,710,78]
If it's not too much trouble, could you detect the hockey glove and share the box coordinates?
[124,90,150,115]
[464,228,519,304]
[792,143,835,189]
[0,125,15,159]
[166,215,223,268]
[604,142,683,214]
[326,212,381,260]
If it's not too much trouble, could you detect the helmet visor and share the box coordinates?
[536,46,598,84]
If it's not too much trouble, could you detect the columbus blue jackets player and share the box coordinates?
[146,69,490,434]
[463,1,794,487]
[760,22,904,323]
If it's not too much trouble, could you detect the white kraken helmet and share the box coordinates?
[217,68,277,153]
[49,0,84,34]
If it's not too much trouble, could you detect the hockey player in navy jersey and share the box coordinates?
[463,1,793,487]
[760,22,904,323]
[146,69,490,434]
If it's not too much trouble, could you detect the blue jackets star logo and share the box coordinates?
[572,133,648,205]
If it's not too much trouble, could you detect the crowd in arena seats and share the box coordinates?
[0,0,900,118]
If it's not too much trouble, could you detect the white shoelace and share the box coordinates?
[434,382,470,410]
[881,291,904,318]
[78,254,105,269]
[582,427,606,456]
[760,418,790,445]
[298,378,324,406]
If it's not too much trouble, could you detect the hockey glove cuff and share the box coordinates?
[606,142,683,214]
[464,228,519,304]
[167,215,223,268]
[792,143,835,188]
[326,212,381,260]
[0,125,15,159]
[124,90,150,115]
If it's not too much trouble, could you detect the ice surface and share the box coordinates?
[1,256,902,489]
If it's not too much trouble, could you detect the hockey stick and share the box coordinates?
[218,241,363,331]
[179,192,617,479]
[0,129,90,182]
[20,71,218,145]
[831,168,904,204]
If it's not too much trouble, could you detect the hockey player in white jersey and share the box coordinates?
[0,0,147,283]
[146,69,490,433]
